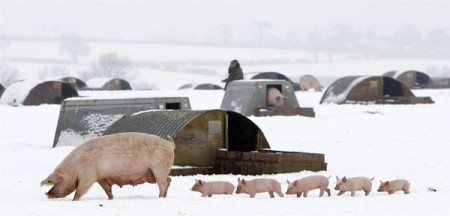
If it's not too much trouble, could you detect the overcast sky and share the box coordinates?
[1,0,449,40]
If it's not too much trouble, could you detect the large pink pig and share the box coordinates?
[191,180,235,197]
[334,176,374,196]
[286,175,331,198]
[235,178,284,198]
[377,179,410,195]
[41,132,175,201]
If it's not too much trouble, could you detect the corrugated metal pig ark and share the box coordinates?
[103,109,327,176]
[52,97,191,147]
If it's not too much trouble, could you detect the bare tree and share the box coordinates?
[252,22,272,45]
[81,53,131,80]
[0,64,21,87]
[60,33,90,63]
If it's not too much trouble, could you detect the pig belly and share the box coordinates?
[106,170,156,187]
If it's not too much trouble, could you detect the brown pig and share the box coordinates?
[41,132,175,201]
[334,176,374,196]
[267,87,287,108]
[377,179,410,194]
[236,178,284,198]
[286,175,331,198]
[191,180,235,197]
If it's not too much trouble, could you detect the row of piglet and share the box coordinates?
[191,175,411,198]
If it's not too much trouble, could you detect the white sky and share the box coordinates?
[1,0,449,39]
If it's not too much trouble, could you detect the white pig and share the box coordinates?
[286,175,331,198]
[267,87,287,108]
[41,132,175,201]
[377,179,410,194]
[235,178,284,198]
[191,180,235,197]
[334,176,374,196]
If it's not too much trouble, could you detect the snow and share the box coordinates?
[1,88,449,215]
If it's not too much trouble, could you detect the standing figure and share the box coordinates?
[222,59,244,90]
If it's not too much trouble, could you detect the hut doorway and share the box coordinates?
[225,111,267,152]
[383,77,404,97]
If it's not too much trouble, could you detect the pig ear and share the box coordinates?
[238,177,241,182]
[242,179,246,185]
[41,173,63,186]
[384,181,389,186]
[336,176,339,180]
[342,177,347,183]
[286,180,290,184]
[198,180,203,185]
[380,180,383,184]
[293,180,298,187]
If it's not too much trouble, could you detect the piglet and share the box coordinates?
[334,176,374,196]
[377,179,410,194]
[236,178,283,198]
[286,175,331,198]
[191,180,235,197]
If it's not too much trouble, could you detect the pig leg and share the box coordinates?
[297,193,301,198]
[325,188,331,197]
[208,195,212,197]
[97,179,114,200]
[156,176,171,198]
[250,192,256,198]
[388,191,395,195]
[364,189,371,196]
[351,190,356,197]
[404,183,410,194]
[268,191,275,198]
[337,191,346,196]
[319,188,324,197]
[276,190,284,198]
[73,177,96,201]
[303,191,308,198]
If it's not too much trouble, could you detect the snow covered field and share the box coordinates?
[0,88,449,215]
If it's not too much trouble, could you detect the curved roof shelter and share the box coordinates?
[86,78,132,90]
[251,71,301,91]
[383,70,434,89]
[103,109,270,167]
[178,83,223,90]
[58,76,87,89]
[0,80,78,106]
[320,76,416,104]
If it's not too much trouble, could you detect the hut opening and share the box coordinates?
[320,76,433,104]
[103,110,270,167]
[0,80,78,106]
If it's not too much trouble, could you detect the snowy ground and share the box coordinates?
[0,88,449,215]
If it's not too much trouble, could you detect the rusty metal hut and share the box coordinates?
[0,80,78,106]
[221,80,315,117]
[53,97,192,147]
[103,109,327,175]
[58,76,87,89]
[320,76,433,104]
[383,70,434,89]
[251,71,301,91]
[86,78,132,90]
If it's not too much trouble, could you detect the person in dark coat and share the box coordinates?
[222,59,244,90]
